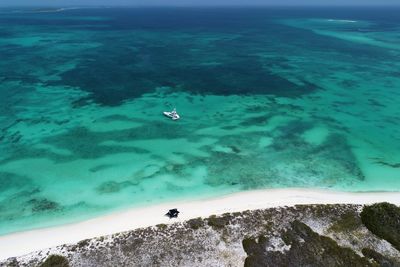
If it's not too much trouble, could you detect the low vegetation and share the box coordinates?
[362,247,399,266]
[361,202,400,251]
[39,255,69,267]
[243,221,375,267]
[4,204,400,267]
[186,217,204,230]
[207,214,231,229]
[328,211,361,233]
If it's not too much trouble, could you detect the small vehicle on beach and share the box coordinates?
[165,208,180,218]
[163,108,180,120]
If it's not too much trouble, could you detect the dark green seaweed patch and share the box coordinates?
[95,180,137,194]
[1,121,190,165]
[0,172,31,193]
[43,127,151,160]
[373,160,400,169]
[28,198,61,212]
[51,13,325,107]
[361,202,400,252]
[58,49,317,106]
[95,181,123,194]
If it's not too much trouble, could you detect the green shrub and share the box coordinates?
[361,202,400,251]
[156,223,168,230]
[243,221,374,267]
[39,255,69,267]
[207,215,230,229]
[77,239,90,248]
[362,247,399,266]
[187,217,204,230]
[329,211,361,233]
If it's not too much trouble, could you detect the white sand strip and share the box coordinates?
[1,188,400,261]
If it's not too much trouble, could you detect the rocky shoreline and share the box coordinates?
[2,203,400,267]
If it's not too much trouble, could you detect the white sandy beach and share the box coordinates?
[1,188,400,260]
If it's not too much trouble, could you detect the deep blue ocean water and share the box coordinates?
[0,7,399,235]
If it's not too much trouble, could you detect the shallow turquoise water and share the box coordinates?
[0,7,399,235]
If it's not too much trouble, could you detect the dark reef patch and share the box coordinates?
[96,114,138,123]
[0,121,193,165]
[275,120,313,139]
[58,55,319,106]
[43,127,150,160]
[95,180,137,194]
[28,198,61,212]
[0,172,32,193]
[89,164,115,173]
[368,98,385,108]
[49,16,323,107]
[95,181,123,194]
[372,158,400,169]
[310,134,365,181]
[239,115,270,127]
[195,128,366,190]
[202,149,270,189]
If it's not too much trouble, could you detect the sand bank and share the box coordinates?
[1,188,400,260]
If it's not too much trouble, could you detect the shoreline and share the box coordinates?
[1,188,400,260]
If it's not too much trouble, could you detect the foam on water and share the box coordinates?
[281,18,400,51]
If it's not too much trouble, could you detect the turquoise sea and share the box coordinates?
[0,7,399,235]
